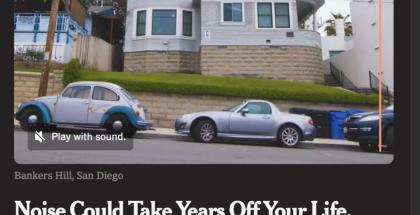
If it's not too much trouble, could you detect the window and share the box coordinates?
[242,102,272,114]
[223,3,243,23]
[183,10,193,36]
[329,50,344,57]
[152,9,177,35]
[134,8,195,38]
[93,87,119,101]
[257,2,291,29]
[275,3,290,28]
[257,3,273,28]
[136,10,146,36]
[62,86,91,99]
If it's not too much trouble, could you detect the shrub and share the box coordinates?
[14,49,45,67]
[63,59,81,86]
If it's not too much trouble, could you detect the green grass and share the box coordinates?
[14,66,42,73]
[78,70,378,105]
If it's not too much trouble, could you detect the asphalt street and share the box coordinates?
[14,129,393,164]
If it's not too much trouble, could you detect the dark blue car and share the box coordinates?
[342,106,394,152]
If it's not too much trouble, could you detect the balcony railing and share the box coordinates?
[14,12,88,44]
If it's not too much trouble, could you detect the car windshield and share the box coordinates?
[223,102,244,112]
[120,88,135,101]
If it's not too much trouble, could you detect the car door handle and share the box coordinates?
[262,115,271,119]
[82,101,90,104]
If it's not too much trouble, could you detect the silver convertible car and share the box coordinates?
[175,100,316,147]
[15,81,152,137]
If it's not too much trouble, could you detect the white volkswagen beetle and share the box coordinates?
[15,81,152,137]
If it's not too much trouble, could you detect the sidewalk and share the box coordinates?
[142,127,358,146]
[14,120,358,146]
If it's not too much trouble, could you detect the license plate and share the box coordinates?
[343,127,348,134]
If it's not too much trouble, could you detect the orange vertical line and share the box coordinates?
[378,0,383,153]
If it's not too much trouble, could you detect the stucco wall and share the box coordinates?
[201,45,324,83]
[325,0,394,91]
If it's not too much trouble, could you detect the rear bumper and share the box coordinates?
[136,120,153,130]
[302,126,316,141]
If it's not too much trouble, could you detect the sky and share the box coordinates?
[312,0,352,35]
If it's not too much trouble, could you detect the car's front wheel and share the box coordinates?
[19,107,43,131]
[278,125,301,148]
[385,125,394,151]
[192,119,216,143]
[105,114,136,138]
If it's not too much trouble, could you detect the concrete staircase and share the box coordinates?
[324,74,341,87]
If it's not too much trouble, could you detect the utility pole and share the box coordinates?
[38,0,61,97]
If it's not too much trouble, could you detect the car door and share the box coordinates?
[87,86,121,125]
[53,85,91,124]
[229,102,275,135]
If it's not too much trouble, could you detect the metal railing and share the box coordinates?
[369,71,392,105]
[329,62,359,91]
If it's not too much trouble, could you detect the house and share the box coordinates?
[14,0,89,63]
[321,19,354,61]
[323,0,394,92]
[123,0,326,83]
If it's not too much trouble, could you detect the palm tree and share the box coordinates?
[324,12,353,36]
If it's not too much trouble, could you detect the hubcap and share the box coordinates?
[27,115,38,124]
[200,123,214,142]
[112,120,123,131]
[281,128,299,146]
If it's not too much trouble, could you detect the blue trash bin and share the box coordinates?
[329,109,366,139]
[329,111,348,139]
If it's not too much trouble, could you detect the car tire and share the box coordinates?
[385,126,394,150]
[192,119,217,143]
[19,107,43,131]
[278,125,301,148]
[105,114,135,138]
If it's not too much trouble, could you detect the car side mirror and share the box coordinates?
[241,108,249,116]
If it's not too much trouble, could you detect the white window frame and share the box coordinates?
[255,1,293,30]
[132,7,195,40]
[134,9,147,37]
[220,1,245,25]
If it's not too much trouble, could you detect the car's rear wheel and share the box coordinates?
[192,119,216,143]
[278,125,301,148]
[385,126,394,151]
[105,114,136,138]
[19,107,43,131]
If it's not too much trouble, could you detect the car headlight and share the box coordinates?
[359,115,380,122]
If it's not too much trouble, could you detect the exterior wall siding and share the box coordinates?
[123,0,201,53]
[200,1,319,47]
[201,45,324,83]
